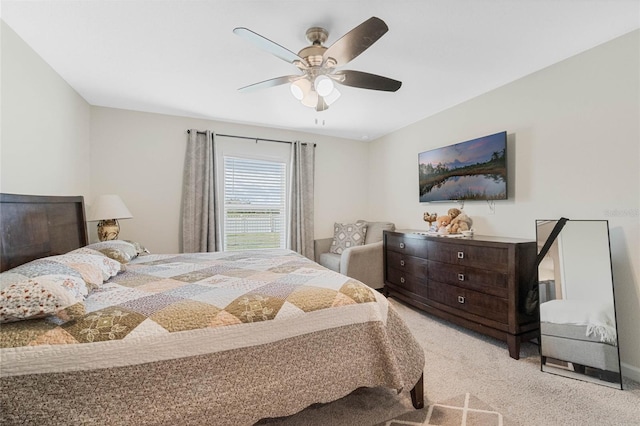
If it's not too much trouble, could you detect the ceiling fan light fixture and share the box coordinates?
[235,17,401,111]
[314,75,334,97]
[301,89,319,108]
[324,88,341,106]
[290,78,311,100]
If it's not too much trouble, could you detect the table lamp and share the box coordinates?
[87,195,133,241]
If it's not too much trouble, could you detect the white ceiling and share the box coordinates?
[2,1,639,141]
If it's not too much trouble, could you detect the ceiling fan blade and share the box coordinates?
[316,96,329,112]
[322,17,388,66]
[238,75,302,92]
[331,70,402,92]
[233,27,305,65]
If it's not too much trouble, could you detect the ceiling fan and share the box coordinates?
[233,17,401,112]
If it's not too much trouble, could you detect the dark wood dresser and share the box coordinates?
[383,230,538,359]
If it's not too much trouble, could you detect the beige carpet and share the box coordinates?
[257,299,640,426]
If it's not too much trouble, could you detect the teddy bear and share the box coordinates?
[436,215,452,234]
[447,208,462,220]
[449,212,473,234]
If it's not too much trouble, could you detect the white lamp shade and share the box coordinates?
[323,87,341,105]
[290,78,311,100]
[301,89,319,108]
[87,195,133,221]
[314,75,334,97]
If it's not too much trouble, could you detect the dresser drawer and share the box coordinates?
[386,250,428,277]
[427,260,508,298]
[427,240,508,272]
[386,267,428,300]
[385,233,427,258]
[427,280,508,324]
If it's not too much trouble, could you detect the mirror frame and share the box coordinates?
[535,219,622,389]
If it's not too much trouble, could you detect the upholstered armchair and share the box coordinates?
[314,221,396,290]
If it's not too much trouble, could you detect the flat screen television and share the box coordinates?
[418,131,507,202]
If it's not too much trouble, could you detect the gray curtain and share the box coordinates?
[181,130,219,253]
[289,141,315,259]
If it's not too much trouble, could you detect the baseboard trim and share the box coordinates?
[621,362,640,383]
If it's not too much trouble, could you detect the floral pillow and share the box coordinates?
[69,247,130,268]
[0,272,87,300]
[46,274,88,301]
[9,259,85,283]
[124,240,150,256]
[329,222,368,255]
[48,253,122,283]
[84,240,142,264]
[0,275,88,323]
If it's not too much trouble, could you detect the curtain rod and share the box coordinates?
[186,130,315,147]
[217,132,292,145]
[216,133,316,147]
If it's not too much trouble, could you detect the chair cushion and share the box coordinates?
[358,221,396,245]
[329,222,368,254]
[319,252,341,272]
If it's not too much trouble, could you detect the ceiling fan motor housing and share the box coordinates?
[298,45,326,67]
[299,27,336,68]
[306,27,328,45]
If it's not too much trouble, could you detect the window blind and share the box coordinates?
[223,156,287,251]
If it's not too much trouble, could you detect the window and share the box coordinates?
[223,156,287,251]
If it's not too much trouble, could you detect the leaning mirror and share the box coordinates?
[536,220,622,389]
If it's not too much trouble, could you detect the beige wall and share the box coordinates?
[368,30,640,380]
[89,107,370,253]
[0,21,91,198]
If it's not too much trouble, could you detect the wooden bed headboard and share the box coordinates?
[0,193,88,272]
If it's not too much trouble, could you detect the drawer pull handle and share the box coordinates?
[400,277,405,284]
[457,251,464,259]
[458,295,465,304]
[458,273,465,281]
[399,242,406,249]
[400,260,405,267]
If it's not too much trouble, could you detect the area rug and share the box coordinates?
[258,387,517,426]
[377,393,517,426]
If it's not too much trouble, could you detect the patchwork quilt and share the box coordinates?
[1,249,424,425]
[2,249,382,373]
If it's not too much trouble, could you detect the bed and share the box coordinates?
[540,299,619,373]
[0,193,424,425]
